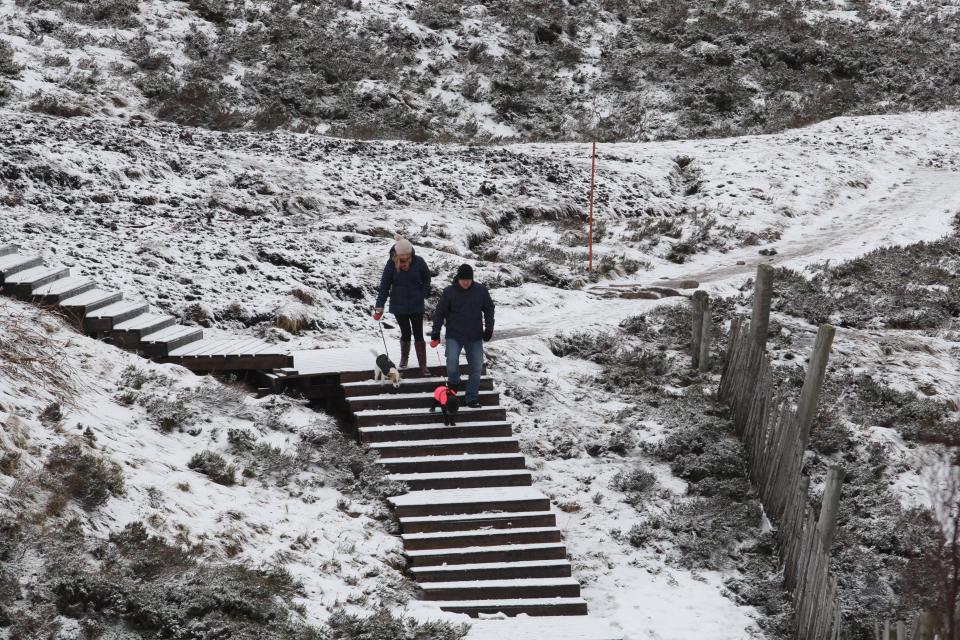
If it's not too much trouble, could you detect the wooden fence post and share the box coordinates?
[895,621,905,640]
[796,323,836,450]
[692,290,708,368]
[750,264,774,347]
[699,296,711,372]
[817,464,845,551]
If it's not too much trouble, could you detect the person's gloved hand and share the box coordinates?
[483,328,493,342]
[430,339,440,348]
[373,308,383,321]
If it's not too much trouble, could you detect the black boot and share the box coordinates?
[399,340,411,369]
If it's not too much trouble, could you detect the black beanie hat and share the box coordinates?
[456,264,474,280]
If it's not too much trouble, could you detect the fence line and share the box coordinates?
[693,267,843,640]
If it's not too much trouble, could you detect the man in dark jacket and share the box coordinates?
[430,264,494,407]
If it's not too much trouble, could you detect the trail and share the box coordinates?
[644,166,960,290]
[495,164,960,340]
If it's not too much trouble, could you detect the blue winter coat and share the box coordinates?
[430,280,495,343]
[375,250,431,315]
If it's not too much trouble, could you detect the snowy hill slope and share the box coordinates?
[0,297,465,636]
[3,107,960,346]
[2,107,960,637]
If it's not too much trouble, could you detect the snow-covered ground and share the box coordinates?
[2,107,959,638]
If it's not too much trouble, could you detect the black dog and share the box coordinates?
[431,384,460,426]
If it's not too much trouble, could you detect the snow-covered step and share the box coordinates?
[381,452,527,475]
[349,389,499,412]
[111,313,176,346]
[31,276,96,302]
[59,288,123,314]
[422,576,580,601]
[433,596,588,617]
[355,404,506,427]
[84,300,150,332]
[400,510,556,534]
[359,420,513,443]
[341,375,494,397]
[4,264,69,296]
[388,468,532,491]
[370,436,521,459]
[0,245,17,257]
[0,252,42,282]
[407,542,568,567]
[339,362,476,383]
[412,559,572,583]
[138,325,204,357]
[389,486,549,518]
[402,526,562,551]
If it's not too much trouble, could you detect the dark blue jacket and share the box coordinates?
[431,280,495,343]
[375,250,431,315]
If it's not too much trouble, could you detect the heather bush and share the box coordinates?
[187,450,237,485]
[325,606,469,640]
[0,40,20,78]
[42,443,125,510]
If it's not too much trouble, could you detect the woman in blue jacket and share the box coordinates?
[374,235,432,374]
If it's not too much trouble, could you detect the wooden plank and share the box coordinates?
[749,263,774,347]
[169,338,236,357]
[691,290,707,367]
[215,338,266,356]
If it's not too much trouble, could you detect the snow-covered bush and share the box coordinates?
[187,450,237,486]
[610,466,657,506]
[41,443,125,510]
[0,40,20,78]
[302,426,406,501]
[324,606,469,640]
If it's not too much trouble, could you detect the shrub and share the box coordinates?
[325,606,469,640]
[0,40,21,78]
[187,450,236,486]
[627,519,659,548]
[611,466,657,506]
[29,93,89,118]
[42,443,124,510]
[301,425,406,500]
[0,451,20,476]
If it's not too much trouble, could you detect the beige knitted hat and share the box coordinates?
[394,234,413,255]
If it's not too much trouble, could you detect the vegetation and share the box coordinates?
[11,0,960,141]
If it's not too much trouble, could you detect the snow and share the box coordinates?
[390,486,547,507]
[403,527,558,541]
[468,616,621,640]
[389,469,531,481]
[406,543,566,558]
[421,577,580,589]
[372,436,519,449]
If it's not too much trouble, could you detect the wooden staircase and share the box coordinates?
[0,245,291,372]
[341,365,588,618]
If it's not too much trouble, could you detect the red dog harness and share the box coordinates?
[433,385,456,406]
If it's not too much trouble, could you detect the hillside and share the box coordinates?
[1,106,960,638]
[2,0,960,142]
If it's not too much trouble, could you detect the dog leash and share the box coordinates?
[376,316,391,360]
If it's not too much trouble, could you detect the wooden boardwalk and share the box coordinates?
[0,245,291,372]
[271,348,597,620]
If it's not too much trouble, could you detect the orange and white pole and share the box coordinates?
[587,141,596,273]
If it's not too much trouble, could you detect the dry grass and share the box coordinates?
[0,301,78,404]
